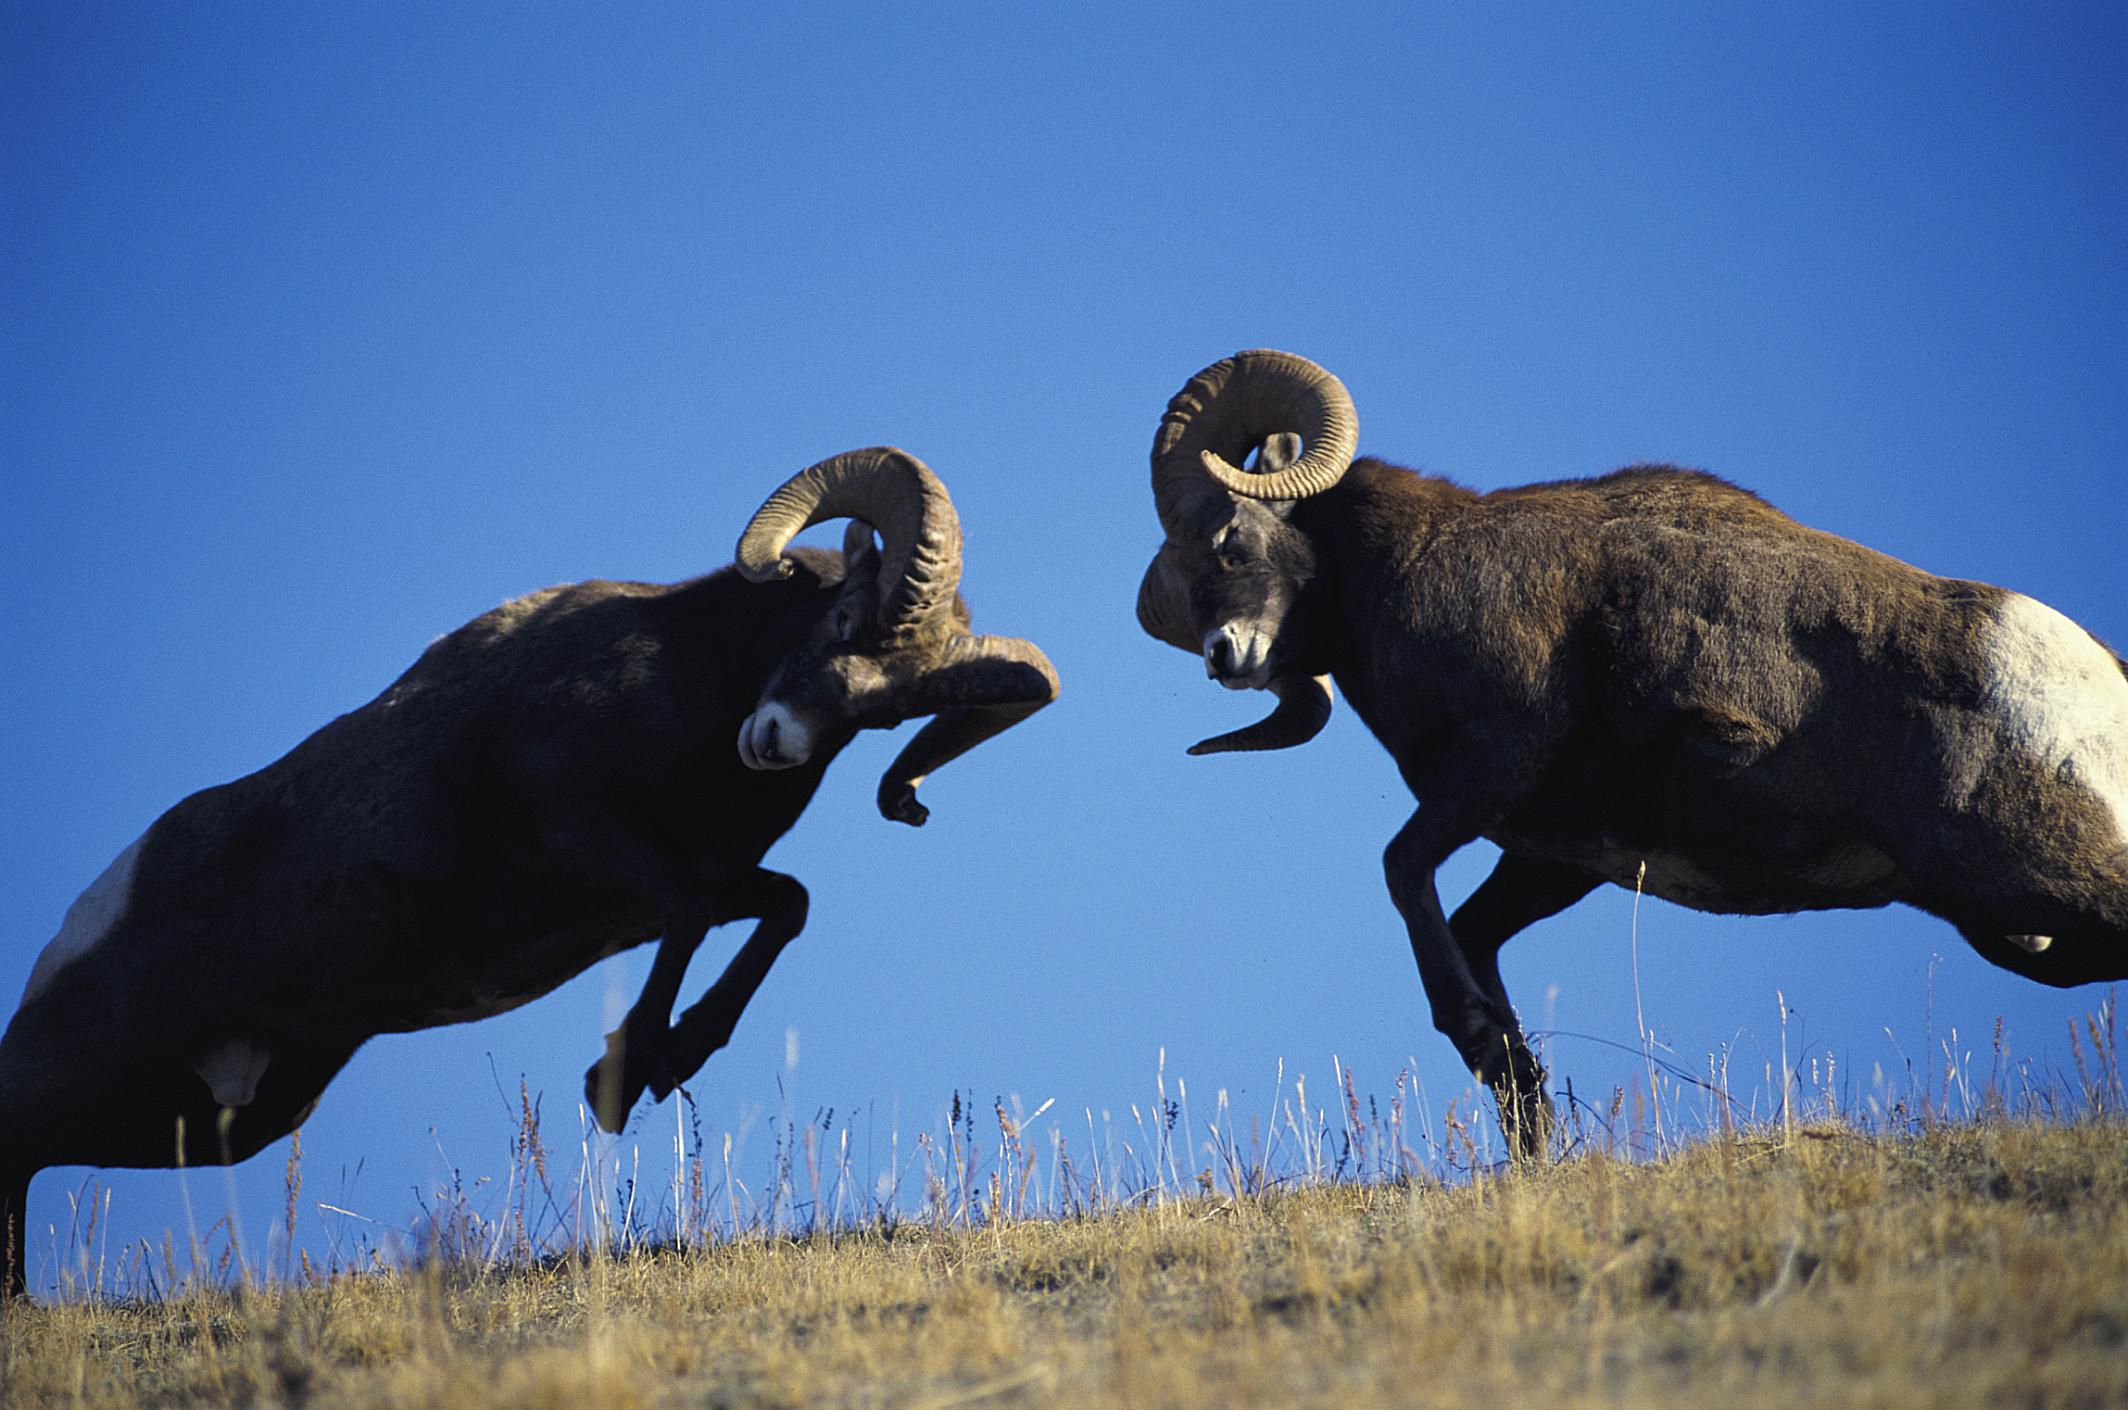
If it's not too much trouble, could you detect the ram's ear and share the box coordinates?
[813,522,885,643]
[1247,435,1304,520]
[1253,433,1303,474]
[841,520,882,586]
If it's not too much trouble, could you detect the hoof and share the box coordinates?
[1477,1043,1553,1161]
[584,1026,674,1133]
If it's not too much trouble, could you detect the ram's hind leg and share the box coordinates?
[1925,827,2128,990]
[1450,853,1600,1027]
[1958,921,2128,988]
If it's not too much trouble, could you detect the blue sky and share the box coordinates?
[5,5,2123,1289]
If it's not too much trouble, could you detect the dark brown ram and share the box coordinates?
[1138,349,2127,1155]
[2,448,1057,1295]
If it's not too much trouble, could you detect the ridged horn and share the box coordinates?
[1134,546,1200,655]
[875,635,1061,827]
[1152,349,1359,537]
[1187,672,1334,756]
[737,447,963,638]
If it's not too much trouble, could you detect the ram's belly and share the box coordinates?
[393,913,665,1031]
[1492,824,1908,915]
[283,867,663,1036]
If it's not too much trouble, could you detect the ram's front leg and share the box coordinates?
[547,807,742,1132]
[587,907,714,1132]
[1385,812,1553,1161]
[662,870,809,1086]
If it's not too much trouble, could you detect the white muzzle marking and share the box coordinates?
[1203,622,1275,691]
[738,703,813,770]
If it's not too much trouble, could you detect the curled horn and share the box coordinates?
[1151,349,1359,537]
[1134,545,1200,654]
[1186,673,1334,756]
[1136,546,1334,755]
[737,447,964,638]
[875,635,1060,826]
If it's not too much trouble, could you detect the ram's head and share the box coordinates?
[736,447,1058,825]
[1136,350,1357,754]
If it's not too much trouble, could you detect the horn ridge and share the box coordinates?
[1150,350,1359,537]
[736,446,966,636]
[1187,672,1334,755]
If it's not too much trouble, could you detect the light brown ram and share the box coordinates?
[1138,349,2127,1155]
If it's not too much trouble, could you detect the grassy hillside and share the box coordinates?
[6,1114,2125,1409]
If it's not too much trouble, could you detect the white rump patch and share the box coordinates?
[19,832,146,1008]
[2006,934,2054,954]
[1983,594,2128,846]
[193,1036,272,1108]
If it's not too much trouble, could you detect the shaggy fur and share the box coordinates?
[5,512,1057,1294]
[1154,444,2127,1154]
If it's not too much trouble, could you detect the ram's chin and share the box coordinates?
[737,704,814,770]
[1206,656,1277,693]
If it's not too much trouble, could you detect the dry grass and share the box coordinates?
[8,996,2123,1406]
[6,1113,2125,1409]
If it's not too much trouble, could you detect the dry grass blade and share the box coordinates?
[3,1111,2123,1408]
[9,998,2128,1407]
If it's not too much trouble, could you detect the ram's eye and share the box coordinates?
[1215,549,1247,572]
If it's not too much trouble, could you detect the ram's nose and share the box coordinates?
[1203,624,1271,691]
[1204,630,1240,683]
[737,704,812,770]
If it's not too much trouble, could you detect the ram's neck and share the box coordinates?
[1297,458,1474,739]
